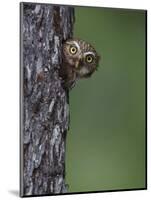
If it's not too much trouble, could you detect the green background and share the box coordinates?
[66,6,146,193]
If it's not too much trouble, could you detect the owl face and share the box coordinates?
[63,39,100,78]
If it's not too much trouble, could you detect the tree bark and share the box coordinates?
[20,3,74,196]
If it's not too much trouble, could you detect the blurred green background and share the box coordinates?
[66,6,146,193]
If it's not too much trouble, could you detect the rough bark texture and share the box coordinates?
[20,3,74,196]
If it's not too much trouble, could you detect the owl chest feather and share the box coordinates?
[77,67,90,77]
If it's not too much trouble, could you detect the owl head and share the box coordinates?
[63,38,100,78]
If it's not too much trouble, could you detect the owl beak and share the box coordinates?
[75,56,82,68]
[75,61,79,68]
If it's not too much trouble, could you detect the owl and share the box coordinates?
[60,38,100,89]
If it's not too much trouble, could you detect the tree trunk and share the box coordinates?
[20,3,74,196]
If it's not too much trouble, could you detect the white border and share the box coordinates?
[0,1,149,199]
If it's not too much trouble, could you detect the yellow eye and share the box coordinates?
[86,55,94,63]
[70,46,77,55]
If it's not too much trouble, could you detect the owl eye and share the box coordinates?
[85,54,94,63]
[69,46,77,55]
